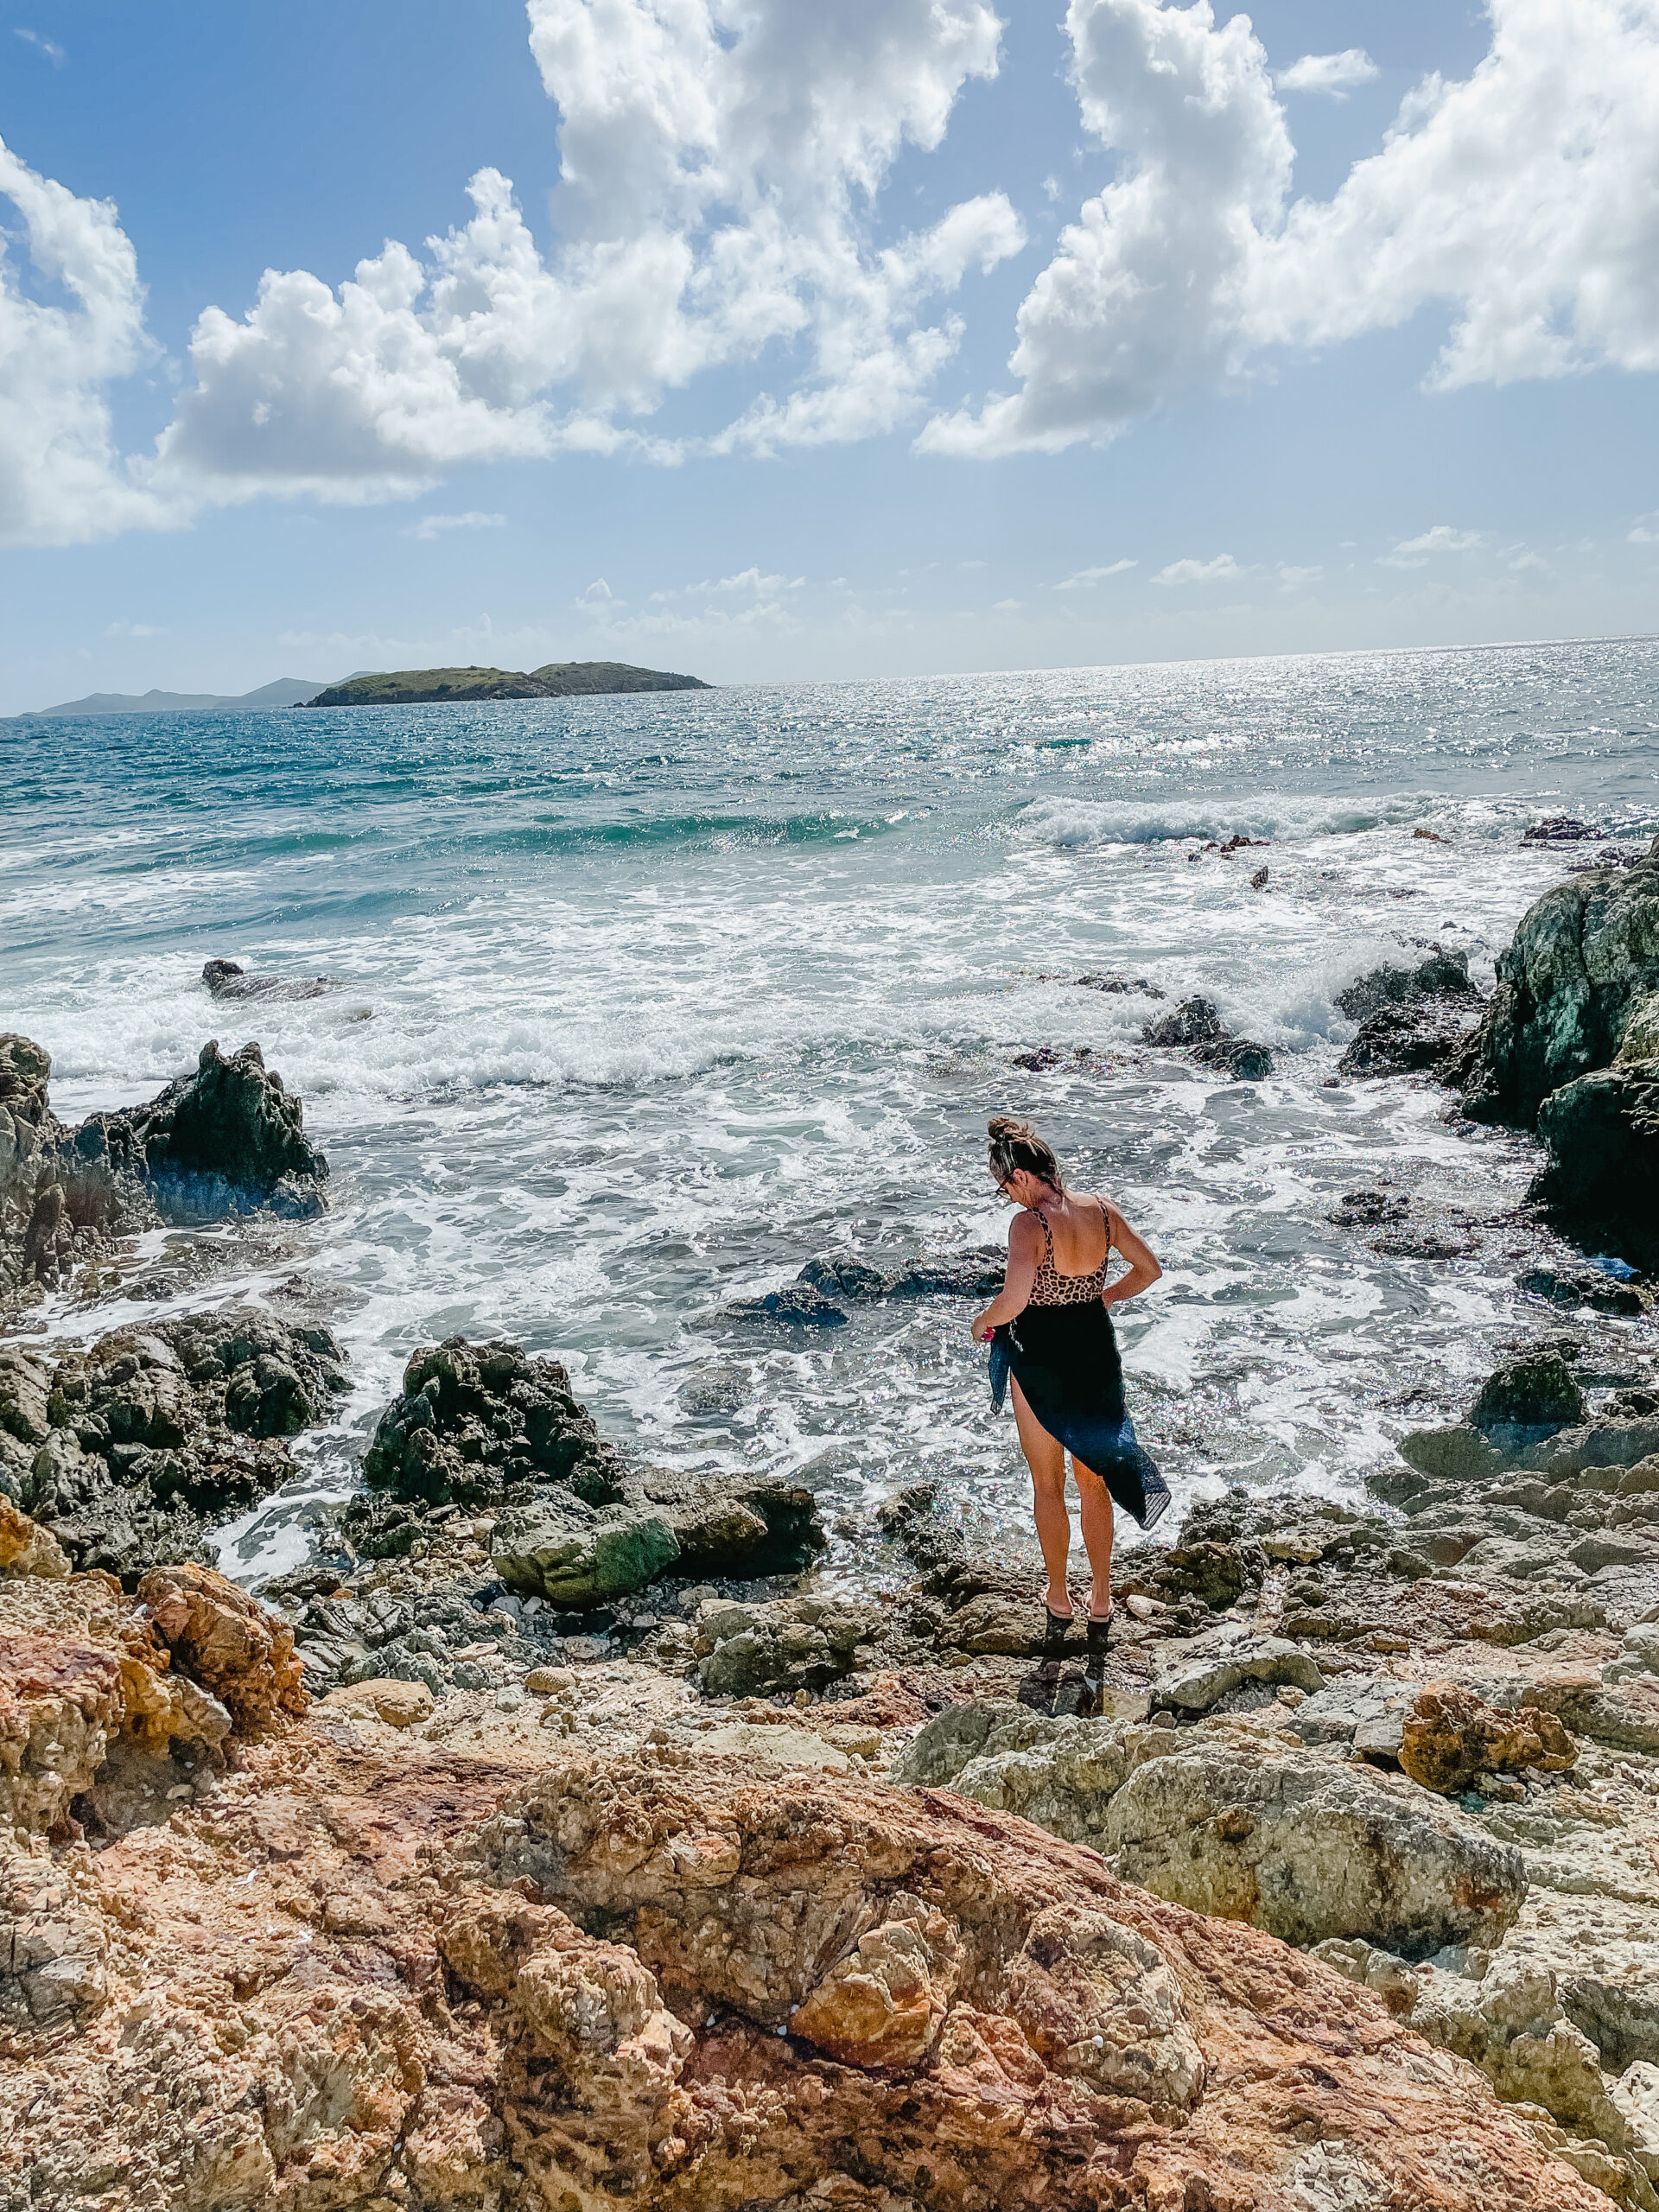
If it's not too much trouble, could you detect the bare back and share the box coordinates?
[1030,1193,1112,1279]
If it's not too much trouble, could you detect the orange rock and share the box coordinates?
[1400,1680,1578,1796]
[137,1560,306,1732]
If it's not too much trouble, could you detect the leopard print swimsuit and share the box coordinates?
[1027,1199,1109,1306]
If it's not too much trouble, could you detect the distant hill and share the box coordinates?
[302,661,711,707]
[22,677,326,719]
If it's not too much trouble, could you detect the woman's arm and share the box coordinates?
[970,1214,1040,1342]
[1101,1205,1162,1309]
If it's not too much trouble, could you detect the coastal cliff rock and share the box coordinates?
[1456,840,1659,1124]
[0,1306,347,1580]
[1448,840,1659,1262]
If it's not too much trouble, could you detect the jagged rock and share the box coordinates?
[0,1554,235,1839]
[368,1338,823,1608]
[1520,1264,1654,1316]
[1339,998,1481,1079]
[81,1039,330,1219]
[363,1337,621,1507]
[1338,945,1480,1023]
[1102,1741,1529,1956]
[1524,817,1605,843]
[18,1307,348,1580]
[1141,996,1274,1078]
[0,1495,70,1579]
[1471,1351,1586,1440]
[693,1594,876,1697]
[1456,840,1659,1124]
[1398,1681,1578,1795]
[1144,996,1224,1048]
[463,1751,1597,2209]
[136,1562,307,1732]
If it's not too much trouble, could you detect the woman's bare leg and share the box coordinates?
[1012,1378,1072,1614]
[1071,1459,1116,1618]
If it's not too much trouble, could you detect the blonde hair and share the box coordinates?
[988,1115,1064,1192]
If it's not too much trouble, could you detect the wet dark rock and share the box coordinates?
[91,1039,331,1221]
[1330,1190,1411,1227]
[721,1283,849,1327]
[201,958,332,1001]
[364,1336,825,1610]
[363,1338,622,1509]
[1523,817,1605,843]
[1337,946,1478,1025]
[1518,1264,1653,1317]
[1143,996,1273,1079]
[1474,1346,1586,1440]
[1338,1000,1480,1080]
[1143,996,1224,1048]
[1454,838,1659,1127]
[2,1308,346,1580]
[798,1249,1004,1302]
[1530,1059,1659,1268]
[1073,972,1165,998]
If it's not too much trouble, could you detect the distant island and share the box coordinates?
[302,661,710,707]
[21,677,326,720]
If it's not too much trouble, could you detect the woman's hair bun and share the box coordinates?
[988,1116,1064,1189]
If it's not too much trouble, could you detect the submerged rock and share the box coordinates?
[1520,1262,1654,1316]
[200,957,332,1001]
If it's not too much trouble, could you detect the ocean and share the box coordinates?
[5,638,1657,1587]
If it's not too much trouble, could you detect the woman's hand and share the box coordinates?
[970,1309,995,1344]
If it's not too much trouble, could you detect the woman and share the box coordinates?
[970,1116,1169,1662]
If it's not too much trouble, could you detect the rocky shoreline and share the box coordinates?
[3,837,1659,2209]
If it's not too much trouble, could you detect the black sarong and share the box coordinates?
[989,1301,1170,1530]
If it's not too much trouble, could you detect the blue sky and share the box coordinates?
[1,0,1656,710]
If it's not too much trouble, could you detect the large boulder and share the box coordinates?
[1471,1350,1586,1441]
[1456,841,1659,1126]
[1101,1741,1529,1956]
[490,1496,682,1607]
[363,1337,621,1507]
[1530,1060,1659,1260]
[1337,945,1480,1024]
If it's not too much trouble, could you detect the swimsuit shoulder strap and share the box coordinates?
[1033,1206,1055,1256]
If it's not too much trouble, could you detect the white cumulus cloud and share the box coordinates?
[925,0,1659,455]
[1380,524,1484,567]
[1275,49,1377,99]
[1153,552,1248,585]
[0,139,177,545]
[1056,559,1136,588]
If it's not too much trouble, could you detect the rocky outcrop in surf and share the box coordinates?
[1337,944,1485,1078]
[1452,838,1659,1263]
[1,1034,331,1316]
[1141,995,1274,1080]
[359,1335,825,1612]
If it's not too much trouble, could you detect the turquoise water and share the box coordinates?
[5,639,1657,1581]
